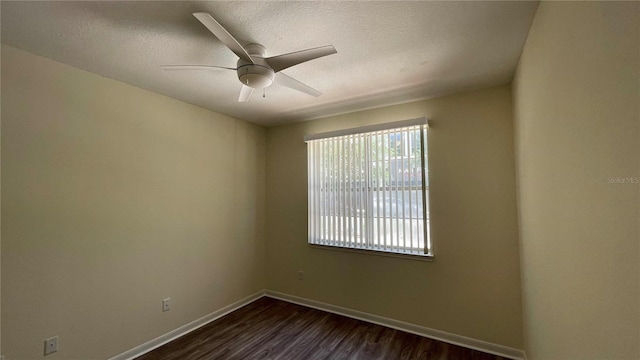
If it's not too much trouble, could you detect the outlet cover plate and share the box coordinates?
[162,298,171,312]
[44,336,58,355]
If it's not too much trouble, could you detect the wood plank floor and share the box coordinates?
[136,297,510,360]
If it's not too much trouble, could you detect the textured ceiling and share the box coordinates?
[1,1,538,126]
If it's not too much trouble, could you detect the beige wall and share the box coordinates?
[513,2,639,359]
[0,45,266,359]
[0,34,3,358]
[266,85,524,348]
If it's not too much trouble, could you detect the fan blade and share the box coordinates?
[161,65,236,71]
[193,13,254,64]
[238,85,254,102]
[266,45,336,73]
[274,72,322,97]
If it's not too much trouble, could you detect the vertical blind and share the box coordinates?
[305,119,431,256]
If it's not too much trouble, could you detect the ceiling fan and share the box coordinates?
[162,12,337,102]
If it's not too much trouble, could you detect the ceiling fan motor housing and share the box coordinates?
[237,44,274,89]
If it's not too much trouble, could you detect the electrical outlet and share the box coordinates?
[298,271,305,280]
[162,298,171,312]
[44,336,58,355]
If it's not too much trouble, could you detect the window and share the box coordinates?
[305,118,431,257]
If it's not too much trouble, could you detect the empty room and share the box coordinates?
[1,1,638,359]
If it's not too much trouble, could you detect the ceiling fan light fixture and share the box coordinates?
[237,63,275,89]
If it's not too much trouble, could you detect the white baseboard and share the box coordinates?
[109,290,266,360]
[265,290,526,360]
[109,289,526,360]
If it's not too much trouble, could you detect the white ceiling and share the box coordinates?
[1,1,538,126]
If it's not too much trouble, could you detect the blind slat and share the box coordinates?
[420,126,429,254]
[333,136,337,246]
[311,141,316,242]
[384,130,390,250]
[395,129,402,252]
[347,135,353,245]
[356,135,364,247]
[407,127,414,251]
[317,140,321,244]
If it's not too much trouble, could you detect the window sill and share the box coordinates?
[309,244,434,262]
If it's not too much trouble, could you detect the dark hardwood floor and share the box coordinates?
[136,297,510,360]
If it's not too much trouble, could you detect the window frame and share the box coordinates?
[305,118,433,259]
